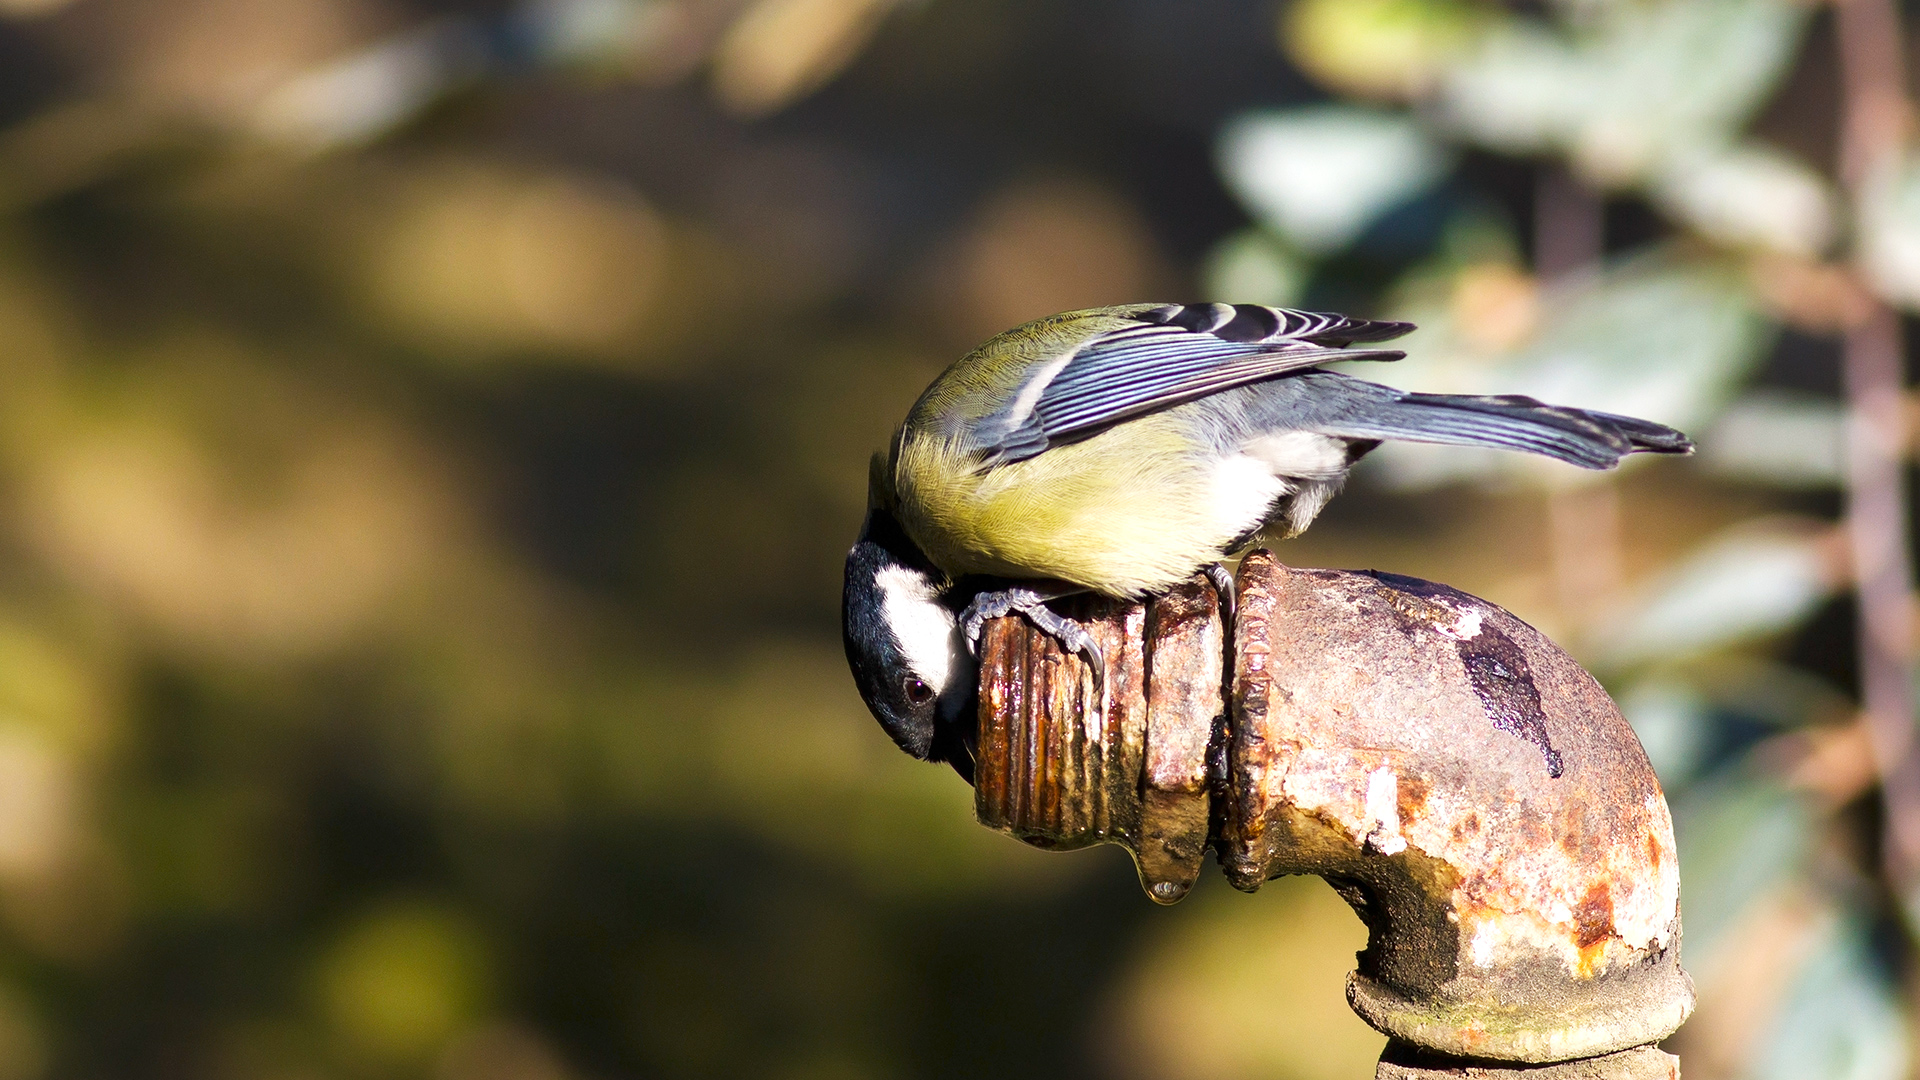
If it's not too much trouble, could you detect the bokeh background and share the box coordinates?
[0,0,1909,1077]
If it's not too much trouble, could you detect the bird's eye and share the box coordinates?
[904,676,934,705]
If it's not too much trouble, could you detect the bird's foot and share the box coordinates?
[1205,563,1237,626]
[960,586,1105,696]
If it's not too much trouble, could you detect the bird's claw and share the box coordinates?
[959,588,1025,654]
[1205,563,1237,626]
[960,587,1106,698]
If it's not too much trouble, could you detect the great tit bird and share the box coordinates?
[843,302,1691,771]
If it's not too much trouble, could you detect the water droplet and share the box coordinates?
[1147,880,1187,904]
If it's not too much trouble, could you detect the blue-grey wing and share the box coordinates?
[975,303,1414,465]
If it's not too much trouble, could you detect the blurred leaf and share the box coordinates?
[348,160,690,364]
[1750,915,1910,1080]
[1747,253,1878,334]
[251,0,736,149]
[1858,152,1920,310]
[1542,0,1618,23]
[1440,260,1540,350]
[518,0,683,71]
[1688,658,1856,732]
[1672,772,1813,971]
[711,0,901,116]
[316,900,493,1066]
[1201,228,1306,307]
[1649,143,1836,258]
[1698,391,1846,488]
[1217,106,1451,255]
[253,20,489,151]
[1439,0,1809,186]
[1617,677,1714,787]
[1592,522,1837,667]
[76,0,392,121]
[122,785,286,916]
[0,729,76,890]
[1434,20,1587,158]
[1281,0,1487,101]
[0,618,113,762]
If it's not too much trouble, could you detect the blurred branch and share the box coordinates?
[1533,163,1603,282]
[1838,0,1909,192]
[1535,162,1623,623]
[1834,0,1920,906]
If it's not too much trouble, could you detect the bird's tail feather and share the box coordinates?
[1322,391,1694,470]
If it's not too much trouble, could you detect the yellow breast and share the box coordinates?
[888,411,1279,598]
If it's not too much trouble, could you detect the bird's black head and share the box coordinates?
[843,508,976,777]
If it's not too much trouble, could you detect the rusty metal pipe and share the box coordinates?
[971,552,1693,1079]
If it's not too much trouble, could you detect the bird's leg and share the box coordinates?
[959,585,1105,696]
[1205,563,1237,626]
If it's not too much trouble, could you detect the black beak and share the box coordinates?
[930,718,975,783]
[929,686,977,783]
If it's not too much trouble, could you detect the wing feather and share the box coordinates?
[976,303,1413,464]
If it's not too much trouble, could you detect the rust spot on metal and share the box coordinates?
[1451,811,1482,842]
[971,552,1693,1068]
[1398,774,1430,824]
[1574,882,1616,949]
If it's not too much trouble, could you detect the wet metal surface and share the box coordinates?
[1139,576,1223,903]
[1364,571,1562,778]
[973,595,1145,852]
[972,578,1219,902]
[970,552,1693,1072]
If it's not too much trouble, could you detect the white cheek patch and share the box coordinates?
[875,565,960,693]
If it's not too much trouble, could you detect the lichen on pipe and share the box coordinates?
[970,552,1693,1075]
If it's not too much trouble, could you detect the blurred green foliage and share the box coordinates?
[0,0,1904,1078]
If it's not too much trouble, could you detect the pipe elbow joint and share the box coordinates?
[971,551,1693,1073]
